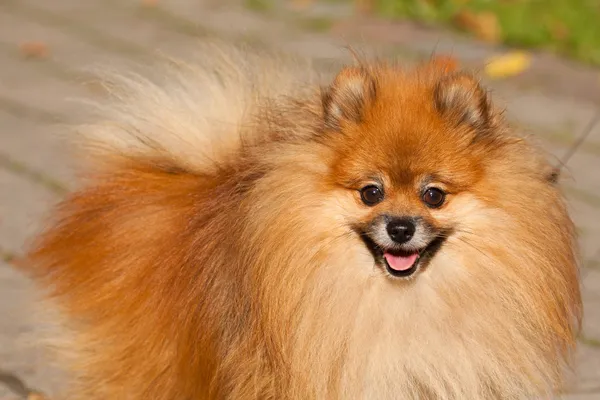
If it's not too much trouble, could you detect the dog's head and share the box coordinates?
[321,64,502,280]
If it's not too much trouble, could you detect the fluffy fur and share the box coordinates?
[25,43,582,399]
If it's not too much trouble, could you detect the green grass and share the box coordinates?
[0,152,68,195]
[300,16,335,32]
[245,0,273,12]
[580,334,600,348]
[1,247,17,264]
[373,0,600,66]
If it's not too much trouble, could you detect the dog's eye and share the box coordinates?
[422,188,445,208]
[360,185,384,206]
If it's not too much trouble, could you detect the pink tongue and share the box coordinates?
[384,252,418,271]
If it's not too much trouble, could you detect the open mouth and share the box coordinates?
[382,249,422,278]
[360,234,447,278]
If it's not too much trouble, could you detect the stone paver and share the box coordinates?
[0,57,90,118]
[0,0,599,397]
[0,112,74,186]
[0,168,60,255]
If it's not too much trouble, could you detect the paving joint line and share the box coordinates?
[0,151,68,195]
[0,0,151,58]
[0,95,65,124]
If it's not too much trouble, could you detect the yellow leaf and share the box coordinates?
[484,52,532,79]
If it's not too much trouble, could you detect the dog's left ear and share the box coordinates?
[434,72,492,133]
[322,67,376,131]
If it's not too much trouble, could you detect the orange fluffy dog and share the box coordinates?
[26,44,582,399]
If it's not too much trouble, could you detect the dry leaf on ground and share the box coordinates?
[453,10,501,43]
[28,393,49,400]
[354,0,375,14]
[290,0,315,10]
[19,42,49,59]
[550,21,569,41]
[484,52,532,78]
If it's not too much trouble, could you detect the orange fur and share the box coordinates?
[25,44,582,399]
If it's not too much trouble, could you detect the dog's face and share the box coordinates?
[340,173,463,280]
[324,65,492,281]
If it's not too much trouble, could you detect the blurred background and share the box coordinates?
[0,0,599,398]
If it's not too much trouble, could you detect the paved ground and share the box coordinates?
[1,0,600,398]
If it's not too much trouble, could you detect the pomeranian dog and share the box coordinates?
[25,43,582,399]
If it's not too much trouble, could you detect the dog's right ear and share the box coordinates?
[433,72,492,133]
[322,67,376,131]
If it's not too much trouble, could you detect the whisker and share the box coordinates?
[451,236,497,264]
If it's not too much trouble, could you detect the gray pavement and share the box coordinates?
[1,0,599,398]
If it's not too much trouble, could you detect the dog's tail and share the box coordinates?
[74,41,317,175]
[21,42,317,398]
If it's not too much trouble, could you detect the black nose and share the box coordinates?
[386,218,416,244]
